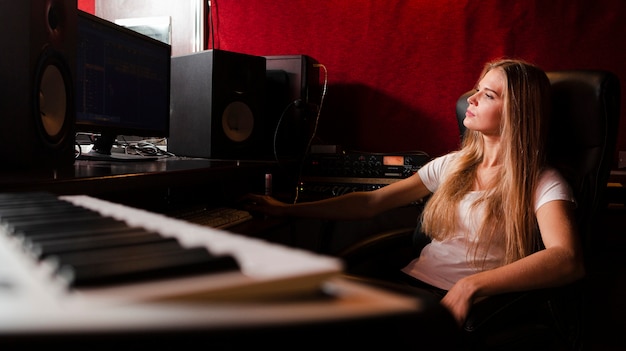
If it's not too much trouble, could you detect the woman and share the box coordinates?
[243,58,585,324]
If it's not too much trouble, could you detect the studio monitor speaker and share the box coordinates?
[169,49,266,160]
[0,0,77,169]
[264,55,320,161]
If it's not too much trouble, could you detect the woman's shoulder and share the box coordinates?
[539,166,568,183]
[420,152,459,174]
[430,151,460,165]
[535,166,575,208]
[418,152,460,191]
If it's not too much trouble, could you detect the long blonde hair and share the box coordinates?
[420,59,551,266]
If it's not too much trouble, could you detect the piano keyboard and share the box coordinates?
[0,192,342,309]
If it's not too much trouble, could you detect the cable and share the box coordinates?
[127,140,175,158]
[272,99,300,162]
[305,64,328,159]
[74,133,174,159]
[74,142,82,159]
[293,63,328,204]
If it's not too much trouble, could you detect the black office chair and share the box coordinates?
[339,70,621,350]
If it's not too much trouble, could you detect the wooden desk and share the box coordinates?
[0,157,296,242]
[0,157,276,196]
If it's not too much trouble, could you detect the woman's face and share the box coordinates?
[463,68,505,136]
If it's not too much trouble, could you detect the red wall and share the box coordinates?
[80,0,626,165]
[77,0,93,14]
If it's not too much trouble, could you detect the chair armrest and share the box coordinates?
[464,291,547,332]
[338,227,418,279]
[463,280,584,349]
[339,227,416,259]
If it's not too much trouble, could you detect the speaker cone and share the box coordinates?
[222,101,254,142]
[35,49,72,146]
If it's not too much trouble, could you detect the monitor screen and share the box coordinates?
[75,10,171,161]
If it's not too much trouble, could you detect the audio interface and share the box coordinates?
[299,151,431,200]
[303,151,431,179]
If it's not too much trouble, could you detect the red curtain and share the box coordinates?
[77,0,94,13]
[211,0,626,161]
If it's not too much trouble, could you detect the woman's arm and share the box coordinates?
[441,199,585,324]
[243,172,432,221]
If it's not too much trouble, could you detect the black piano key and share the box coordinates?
[28,228,165,259]
[0,192,242,289]
[14,216,130,241]
[0,205,102,234]
[0,197,84,209]
[7,212,107,234]
[0,199,75,219]
[48,239,186,267]
[0,200,90,223]
[0,204,88,220]
[57,247,240,287]
[0,192,59,207]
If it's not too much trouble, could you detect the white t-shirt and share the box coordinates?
[401,153,575,290]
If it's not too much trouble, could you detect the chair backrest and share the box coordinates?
[455,70,621,255]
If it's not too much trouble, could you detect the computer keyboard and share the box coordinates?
[169,206,253,229]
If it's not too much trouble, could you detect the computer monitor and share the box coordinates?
[75,10,171,161]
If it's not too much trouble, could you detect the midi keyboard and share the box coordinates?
[0,192,342,309]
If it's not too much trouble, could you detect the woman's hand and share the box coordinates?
[241,193,289,217]
[440,276,478,325]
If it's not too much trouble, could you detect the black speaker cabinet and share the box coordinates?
[169,50,266,160]
[264,55,320,161]
[0,0,77,169]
